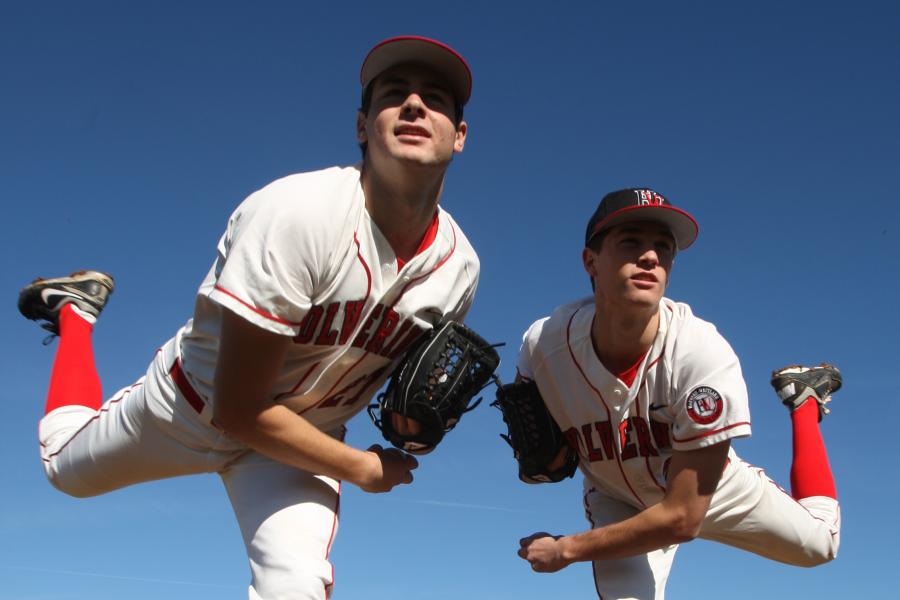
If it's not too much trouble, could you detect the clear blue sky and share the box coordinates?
[3,1,898,598]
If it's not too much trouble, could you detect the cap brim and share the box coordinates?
[588,205,699,250]
[360,36,472,105]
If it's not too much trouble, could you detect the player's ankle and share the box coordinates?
[60,303,96,330]
[790,398,819,422]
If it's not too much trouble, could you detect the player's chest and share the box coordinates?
[289,239,465,362]
[542,363,674,467]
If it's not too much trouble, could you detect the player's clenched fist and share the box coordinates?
[518,532,571,573]
[357,444,419,493]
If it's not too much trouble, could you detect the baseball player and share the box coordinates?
[514,188,842,599]
[18,36,477,600]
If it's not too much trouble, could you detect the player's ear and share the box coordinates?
[453,120,467,153]
[582,247,597,279]
[665,257,674,288]
[356,111,368,145]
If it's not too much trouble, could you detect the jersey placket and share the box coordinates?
[567,305,649,509]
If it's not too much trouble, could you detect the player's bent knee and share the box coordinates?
[793,546,838,568]
[249,572,330,600]
[805,551,837,568]
[45,472,96,499]
[43,461,105,499]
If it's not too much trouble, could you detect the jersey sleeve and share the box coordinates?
[438,212,480,325]
[515,318,547,381]
[668,321,752,451]
[206,176,346,336]
[450,276,478,323]
[451,253,480,323]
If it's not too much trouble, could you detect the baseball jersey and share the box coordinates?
[517,297,751,509]
[175,164,480,432]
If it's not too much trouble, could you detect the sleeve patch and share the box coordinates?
[686,386,724,425]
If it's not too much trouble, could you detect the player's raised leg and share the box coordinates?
[19,271,245,497]
[18,270,115,414]
[701,364,842,567]
[771,364,842,500]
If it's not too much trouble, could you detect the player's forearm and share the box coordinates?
[560,442,728,563]
[211,310,374,484]
[223,404,374,486]
[560,502,699,563]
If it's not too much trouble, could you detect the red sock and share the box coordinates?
[44,304,103,414]
[789,399,836,499]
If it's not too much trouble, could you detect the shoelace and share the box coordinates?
[40,322,59,346]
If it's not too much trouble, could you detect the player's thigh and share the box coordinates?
[584,486,678,600]
[221,451,341,600]
[40,368,243,497]
[701,459,840,566]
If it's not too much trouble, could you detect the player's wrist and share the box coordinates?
[556,535,579,565]
[348,448,381,489]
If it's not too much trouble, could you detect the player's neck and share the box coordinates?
[590,303,660,375]
[361,161,445,261]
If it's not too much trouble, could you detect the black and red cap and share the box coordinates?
[360,35,472,106]
[584,188,699,250]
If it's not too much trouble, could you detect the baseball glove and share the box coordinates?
[492,380,579,484]
[368,321,501,455]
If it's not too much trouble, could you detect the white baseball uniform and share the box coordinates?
[39,164,480,600]
[517,297,840,600]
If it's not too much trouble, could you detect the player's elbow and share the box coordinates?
[213,402,257,441]
[665,509,704,543]
[668,523,701,544]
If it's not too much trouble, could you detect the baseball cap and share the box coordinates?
[360,36,472,106]
[584,188,699,250]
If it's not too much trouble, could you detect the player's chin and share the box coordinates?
[391,145,453,167]
[623,290,664,308]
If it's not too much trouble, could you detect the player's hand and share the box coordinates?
[358,444,419,493]
[545,445,572,472]
[518,532,570,573]
[390,413,422,437]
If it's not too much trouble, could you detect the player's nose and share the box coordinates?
[637,246,660,267]
[401,92,426,116]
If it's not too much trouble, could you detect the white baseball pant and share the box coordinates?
[583,457,841,600]
[38,338,342,600]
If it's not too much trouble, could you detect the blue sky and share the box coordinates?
[2,1,898,598]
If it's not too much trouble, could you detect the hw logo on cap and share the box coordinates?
[636,189,668,206]
[584,187,699,250]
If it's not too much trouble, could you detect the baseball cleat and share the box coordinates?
[770,364,842,421]
[18,270,115,335]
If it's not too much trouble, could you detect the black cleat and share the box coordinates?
[18,270,115,336]
[770,364,842,421]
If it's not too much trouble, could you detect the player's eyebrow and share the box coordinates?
[616,224,673,237]
[613,225,676,248]
[615,226,641,235]
[421,79,453,95]
[377,75,452,96]
[378,76,409,87]
[616,225,669,235]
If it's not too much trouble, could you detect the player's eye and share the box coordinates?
[377,87,406,101]
[424,91,450,106]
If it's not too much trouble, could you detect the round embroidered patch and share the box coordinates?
[686,386,724,425]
